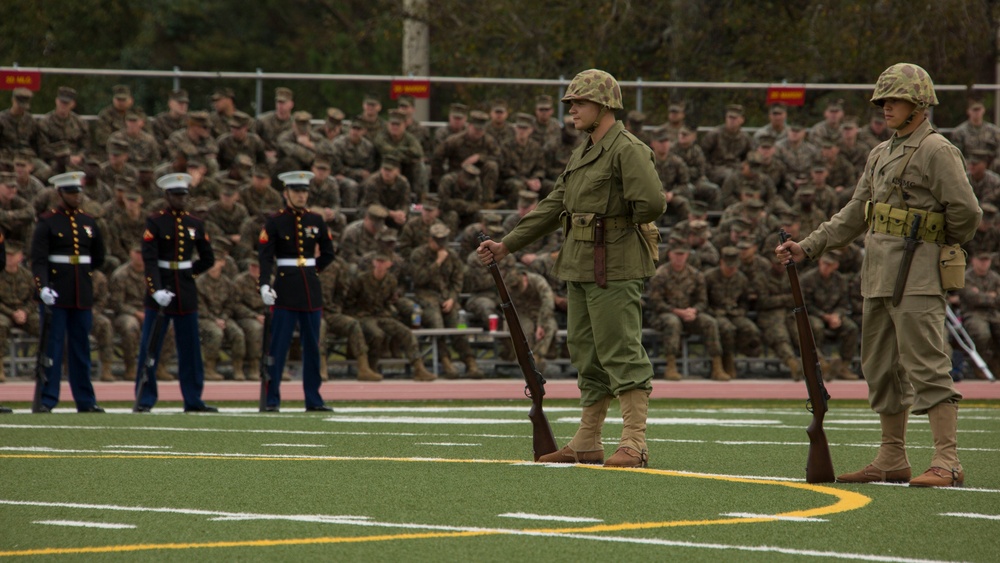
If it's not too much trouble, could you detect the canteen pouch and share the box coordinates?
[570,212,596,242]
[639,222,661,263]
[939,244,966,291]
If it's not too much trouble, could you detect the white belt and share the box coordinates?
[277,258,316,267]
[49,255,91,264]
[157,260,193,270]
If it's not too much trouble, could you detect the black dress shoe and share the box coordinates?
[78,405,106,413]
[32,405,51,413]
[184,405,219,413]
[0,406,13,414]
[305,405,334,412]
[133,406,152,413]
[261,406,280,412]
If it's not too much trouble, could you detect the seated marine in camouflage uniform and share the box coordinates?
[704,247,761,379]
[0,241,38,382]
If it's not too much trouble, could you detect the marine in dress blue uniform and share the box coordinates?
[133,173,218,413]
[30,172,106,412]
[258,170,336,411]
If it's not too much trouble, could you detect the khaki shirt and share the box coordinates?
[800,119,981,298]
[504,121,665,282]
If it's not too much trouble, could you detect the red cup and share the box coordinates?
[488,314,499,332]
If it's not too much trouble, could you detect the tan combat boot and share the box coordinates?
[605,389,650,468]
[785,357,802,382]
[837,410,911,484]
[910,402,964,487]
[356,355,384,382]
[439,352,459,379]
[832,358,860,380]
[538,396,612,464]
[156,363,175,381]
[412,359,436,381]
[203,358,224,381]
[99,351,116,381]
[464,356,484,379]
[661,355,682,381]
[722,353,737,378]
[231,362,246,381]
[709,356,730,381]
[820,357,833,382]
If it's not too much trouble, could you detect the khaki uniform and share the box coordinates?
[503,121,665,404]
[799,119,981,414]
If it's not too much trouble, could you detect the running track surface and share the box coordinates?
[2,379,998,403]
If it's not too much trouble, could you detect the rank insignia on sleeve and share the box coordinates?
[143,229,154,241]
[259,229,269,244]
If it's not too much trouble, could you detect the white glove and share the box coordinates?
[40,287,58,306]
[152,289,175,307]
[260,284,277,306]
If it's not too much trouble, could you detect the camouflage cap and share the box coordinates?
[326,107,346,123]
[12,87,32,100]
[108,138,130,155]
[725,104,745,117]
[819,250,842,264]
[252,162,271,178]
[234,154,253,169]
[0,172,15,186]
[397,96,415,108]
[972,249,994,260]
[387,109,406,124]
[381,153,401,169]
[421,193,440,210]
[667,237,691,253]
[871,63,938,107]
[293,111,312,123]
[517,189,539,206]
[220,178,241,194]
[967,149,992,164]
[312,155,331,169]
[688,200,708,215]
[626,110,646,123]
[449,103,469,117]
[535,94,553,109]
[187,111,210,127]
[968,98,986,110]
[668,102,686,112]
[228,111,252,128]
[513,112,535,129]
[757,134,776,147]
[768,104,787,114]
[776,209,800,224]
[212,87,235,101]
[652,127,674,142]
[169,88,189,103]
[468,110,489,127]
[366,203,389,219]
[688,219,710,232]
[482,212,503,225]
[56,86,77,102]
[125,109,146,121]
[275,87,294,102]
[561,69,623,110]
[112,84,131,99]
[429,222,451,240]
[363,93,381,105]
[720,246,741,265]
[376,229,398,244]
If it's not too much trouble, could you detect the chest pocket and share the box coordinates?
[572,168,612,214]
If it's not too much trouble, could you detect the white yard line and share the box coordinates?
[940,512,1000,520]
[498,512,603,523]
[4,499,960,562]
[415,442,481,447]
[722,512,827,522]
[260,444,327,448]
[103,445,171,449]
[32,520,136,529]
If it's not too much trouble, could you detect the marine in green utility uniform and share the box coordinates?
[778,63,982,488]
[477,69,666,468]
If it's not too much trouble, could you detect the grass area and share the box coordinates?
[1,398,998,562]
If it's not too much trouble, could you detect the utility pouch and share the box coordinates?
[570,212,597,242]
[887,207,909,237]
[638,222,661,263]
[939,244,966,291]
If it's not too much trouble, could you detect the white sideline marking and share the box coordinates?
[498,512,602,523]
[324,416,529,424]
[940,512,1000,520]
[103,445,171,449]
[722,512,827,522]
[260,444,326,448]
[557,417,782,426]
[415,442,481,447]
[334,406,579,413]
[5,499,957,562]
[33,520,136,529]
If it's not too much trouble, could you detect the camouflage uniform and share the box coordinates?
[197,269,246,379]
[398,215,442,260]
[950,119,1000,159]
[0,193,36,245]
[339,215,385,266]
[330,135,378,183]
[704,259,762,360]
[754,257,801,372]
[108,129,160,170]
[437,169,485,232]
[151,112,187,154]
[345,267,424,365]
[94,106,127,155]
[90,270,116,381]
[229,268,264,375]
[204,200,250,239]
[500,135,547,205]
[776,137,820,181]
[166,129,219,171]
[0,260,39,379]
[109,261,164,378]
[969,168,1000,207]
[318,258,373,369]
[360,172,412,221]
[502,265,558,366]
[409,239,476,365]
[254,112,292,153]
[462,248,500,328]
[0,107,40,154]
[647,262,723,358]
[431,129,501,201]
[38,110,90,163]
[373,127,425,193]
[798,262,859,369]
[276,122,324,171]
[958,263,1000,370]
[240,181,284,220]
[700,125,753,185]
[217,131,268,171]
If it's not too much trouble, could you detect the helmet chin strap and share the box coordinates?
[585,106,609,134]
[900,104,926,130]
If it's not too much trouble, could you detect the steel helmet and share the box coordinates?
[870,63,938,108]
[561,69,624,110]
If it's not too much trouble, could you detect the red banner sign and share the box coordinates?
[390,79,430,100]
[0,71,42,91]
[766,86,805,106]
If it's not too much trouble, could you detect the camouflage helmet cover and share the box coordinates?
[561,69,624,110]
[870,63,938,108]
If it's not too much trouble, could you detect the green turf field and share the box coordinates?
[1,399,997,562]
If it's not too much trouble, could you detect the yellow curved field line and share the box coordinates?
[0,454,870,557]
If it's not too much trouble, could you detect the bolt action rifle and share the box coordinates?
[779,230,836,483]
[31,305,53,413]
[477,232,558,461]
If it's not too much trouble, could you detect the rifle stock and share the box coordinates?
[780,230,836,483]
[31,305,52,413]
[259,310,273,411]
[478,232,558,461]
[133,307,166,412]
